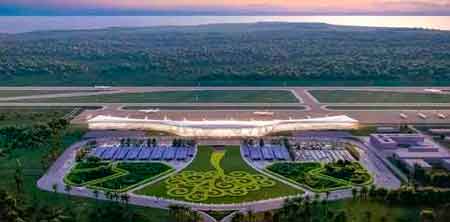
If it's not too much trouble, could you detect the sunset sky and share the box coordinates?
[1,0,449,15]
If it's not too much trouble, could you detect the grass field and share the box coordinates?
[123,105,306,110]
[135,146,303,203]
[310,90,450,103]
[0,90,104,98]
[18,90,300,103]
[0,106,101,126]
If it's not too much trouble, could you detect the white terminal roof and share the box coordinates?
[88,115,358,129]
[87,115,359,137]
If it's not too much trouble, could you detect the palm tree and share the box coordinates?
[420,209,435,222]
[169,205,182,222]
[333,211,347,222]
[321,199,328,222]
[232,212,245,222]
[64,184,72,203]
[64,184,72,194]
[247,210,255,222]
[188,210,201,222]
[263,211,272,222]
[92,189,99,201]
[104,191,112,201]
[14,159,24,197]
[52,183,58,193]
[364,210,372,222]
[360,186,368,200]
[120,193,130,211]
[351,187,358,200]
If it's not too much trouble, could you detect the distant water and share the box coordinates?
[0,16,450,33]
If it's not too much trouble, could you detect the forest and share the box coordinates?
[1,22,450,86]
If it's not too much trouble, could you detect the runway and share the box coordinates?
[0,86,449,124]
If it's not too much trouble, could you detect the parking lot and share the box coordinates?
[89,144,196,162]
[292,139,355,163]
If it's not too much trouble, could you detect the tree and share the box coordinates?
[247,210,255,222]
[232,212,245,222]
[52,183,58,193]
[14,159,24,197]
[420,209,435,222]
[364,210,372,222]
[169,205,182,222]
[64,184,72,202]
[263,211,273,222]
[0,190,25,222]
[360,186,368,200]
[333,211,347,222]
[92,189,100,207]
[120,193,130,207]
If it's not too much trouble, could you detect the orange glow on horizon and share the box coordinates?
[5,0,450,13]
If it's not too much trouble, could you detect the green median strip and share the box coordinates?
[310,90,450,103]
[326,105,450,110]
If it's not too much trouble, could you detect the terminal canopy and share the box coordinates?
[88,115,359,138]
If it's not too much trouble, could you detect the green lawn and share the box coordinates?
[266,162,372,192]
[65,161,174,192]
[0,90,103,98]
[135,146,303,203]
[0,126,170,222]
[310,90,450,103]
[18,90,300,103]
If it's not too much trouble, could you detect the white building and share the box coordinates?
[87,115,359,138]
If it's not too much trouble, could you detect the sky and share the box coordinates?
[1,0,450,15]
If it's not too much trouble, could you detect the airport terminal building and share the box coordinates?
[87,115,359,138]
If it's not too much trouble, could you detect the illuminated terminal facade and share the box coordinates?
[87,115,359,138]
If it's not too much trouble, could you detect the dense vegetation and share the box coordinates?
[411,165,450,188]
[0,107,73,126]
[0,110,171,222]
[0,118,69,153]
[1,23,450,86]
[234,185,450,222]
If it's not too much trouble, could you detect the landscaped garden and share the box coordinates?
[135,146,303,203]
[65,160,174,192]
[266,160,372,192]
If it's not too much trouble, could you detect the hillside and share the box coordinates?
[1,22,450,86]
